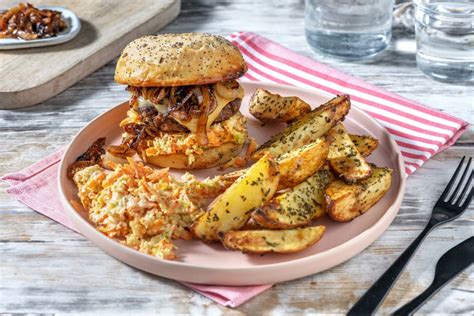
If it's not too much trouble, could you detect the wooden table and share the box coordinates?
[1,1,472,314]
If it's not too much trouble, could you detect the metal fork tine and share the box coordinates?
[455,170,473,206]
[460,187,473,210]
[439,156,465,201]
[449,157,472,203]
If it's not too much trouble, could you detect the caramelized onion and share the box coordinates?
[123,123,143,135]
[103,151,128,167]
[138,105,158,118]
[169,87,176,107]
[196,87,210,145]
[0,3,67,40]
[192,87,203,105]
[119,82,239,152]
[67,138,106,179]
[106,144,135,157]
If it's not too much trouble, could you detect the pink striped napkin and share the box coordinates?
[2,32,468,308]
[229,32,468,175]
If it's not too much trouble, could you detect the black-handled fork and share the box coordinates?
[393,236,474,316]
[348,156,473,316]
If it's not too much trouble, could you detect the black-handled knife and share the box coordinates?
[393,236,474,316]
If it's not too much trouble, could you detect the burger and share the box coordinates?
[111,33,249,169]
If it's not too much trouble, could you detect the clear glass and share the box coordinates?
[305,0,395,60]
[414,0,474,84]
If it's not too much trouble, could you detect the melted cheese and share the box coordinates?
[207,83,244,128]
[135,83,244,133]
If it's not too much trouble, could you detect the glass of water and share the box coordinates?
[414,0,474,84]
[305,0,395,60]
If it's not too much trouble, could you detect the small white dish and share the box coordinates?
[0,6,81,50]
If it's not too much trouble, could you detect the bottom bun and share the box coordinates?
[142,141,244,169]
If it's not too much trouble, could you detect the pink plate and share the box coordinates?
[59,81,406,286]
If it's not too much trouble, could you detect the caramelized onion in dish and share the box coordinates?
[0,3,67,40]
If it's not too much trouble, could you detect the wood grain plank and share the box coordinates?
[0,0,180,109]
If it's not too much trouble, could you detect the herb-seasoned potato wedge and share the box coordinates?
[327,124,372,182]
[325,166,392,222]
[220,226,326,254]
[249,88,311,123]
[192,155,280,241]
[349,134,379,157]
[202,139,328,194]
[253,95,351,159]
[240,218,263,230]
[277,138,328,190]
[252,170,333,229]
[192,134,371,199]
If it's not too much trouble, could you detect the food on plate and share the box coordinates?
[349,134,379,158]
[200,138,329,193]
[192,155,280,241]
[325,166,393,222]
[217,136,258,170]
[327,123,372,182]
[253,94,350,159]
[67,137,106,179]
[195,135,374,195]
[252,170,333,229]
[68,138,272,260]
[112,33,249,169]
[220,226,326,254]
[189,138,328,195]
[0,3,67,40]
[183,169,246,199]
[276,138,329,190]
[249,88,311,123]
[71,158,204,260]
[67,68,395,259]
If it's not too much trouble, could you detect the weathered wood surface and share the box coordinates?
[1,0,472,315]
[0,0,179,109]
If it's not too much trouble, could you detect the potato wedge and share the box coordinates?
[325,166,392,222]
[249,88,311,123]
[192,155,280,241]
[276,138,328,190]
[220,226,326,254]
[192,169,245,198]
[327,123,372,182]
[253,95,350,159]
[252,170,334,229]
[200,139,328,195]
[240,218,262,230]
[349,134,379,158]
[191,133,369,200]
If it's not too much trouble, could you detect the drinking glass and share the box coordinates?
[414,0,474,84]
[305,0,395,60]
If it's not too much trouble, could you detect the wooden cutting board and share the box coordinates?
[0,0,180,109]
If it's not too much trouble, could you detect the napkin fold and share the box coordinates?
[2,32,468,308]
